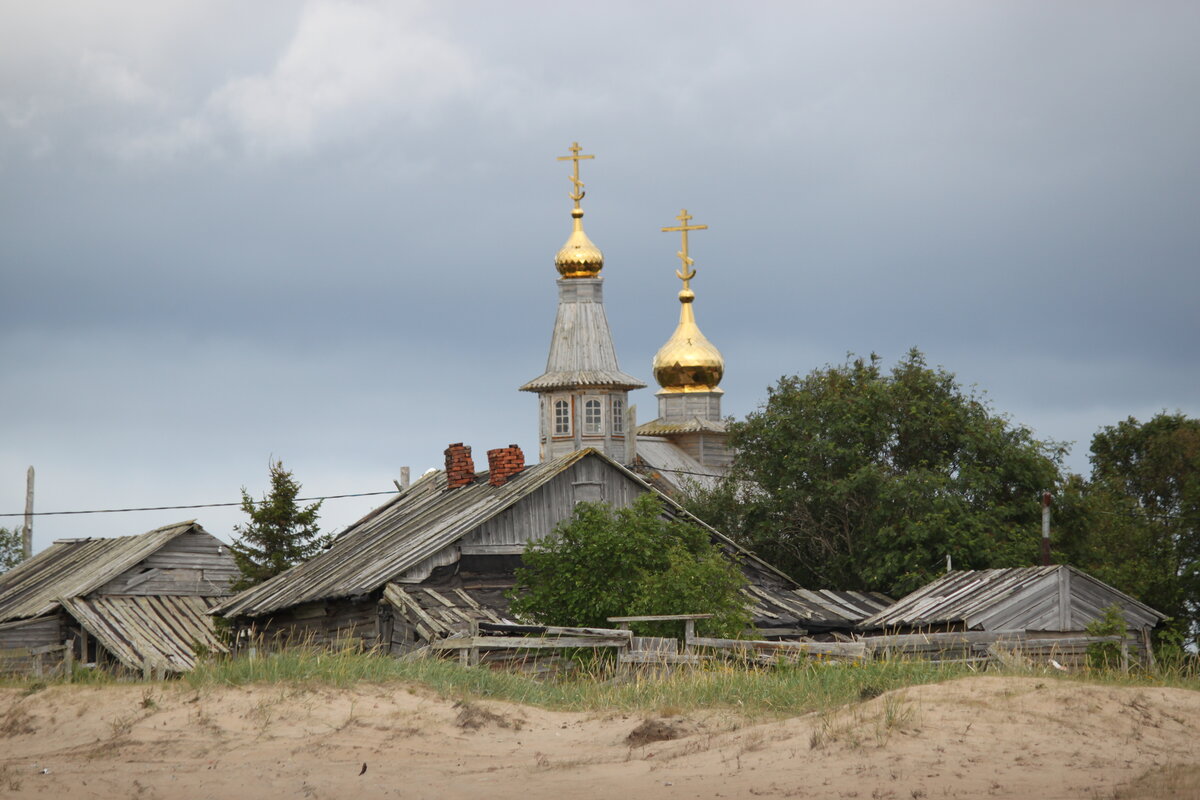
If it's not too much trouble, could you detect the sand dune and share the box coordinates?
[2,676,1198,799]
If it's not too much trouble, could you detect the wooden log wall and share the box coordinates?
[97,531,239,597]
[244,597,381,651]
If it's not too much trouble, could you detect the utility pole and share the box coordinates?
[22,466,34,560]
[1040,490,1052,567]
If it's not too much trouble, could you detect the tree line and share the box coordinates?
[682,349,1199,650]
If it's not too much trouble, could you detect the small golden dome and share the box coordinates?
[652,288,724,393]
[555,209,604,278]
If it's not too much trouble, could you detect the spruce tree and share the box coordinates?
[230,460,328,591]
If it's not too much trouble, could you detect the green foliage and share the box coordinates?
[0,526,24,573]
[508,494,750,638]
[690,349,1065,598]
[229,460,328,591]
[1085,604,1130,670]
[1060,413,1200,648]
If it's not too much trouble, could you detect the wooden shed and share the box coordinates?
[859,565,1165,640]
[213,446,890,655]
[0,520,237,675]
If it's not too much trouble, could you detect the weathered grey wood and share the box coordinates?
[608,614,714,623]
[432,635,630,650]
[688,636,866,659]
[478,622,631,639]
[22,465,33,560]
[619,652,703,665]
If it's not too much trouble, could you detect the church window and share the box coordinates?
[584,398,602,434]
[554,399,571,435]
[612,397,624,433]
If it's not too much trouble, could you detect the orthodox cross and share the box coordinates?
[557,142,594,209]
[661,209,707,289]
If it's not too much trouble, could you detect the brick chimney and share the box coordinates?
[487,444,526,487]
[444,443,476,489]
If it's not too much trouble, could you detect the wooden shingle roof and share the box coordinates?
[213,450,600,619]
[859,565,1166,632]
[0,521,203,623]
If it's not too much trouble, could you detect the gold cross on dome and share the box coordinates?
[661,209,708,288]
[556,141,594,208]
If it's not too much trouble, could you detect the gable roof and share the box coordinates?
[0,521,204,623]
[859,565,1167,632]
[214,448,799,620]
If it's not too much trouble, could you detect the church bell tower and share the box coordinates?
[520,143,645,462]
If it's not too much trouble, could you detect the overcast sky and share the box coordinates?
[2,1,1198,553]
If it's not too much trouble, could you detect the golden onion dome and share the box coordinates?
[652,288,725,392]
[555,208,604,278]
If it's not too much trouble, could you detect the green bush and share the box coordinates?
[508,494,750,638]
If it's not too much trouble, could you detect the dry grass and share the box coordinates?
[1112,763,1200,799]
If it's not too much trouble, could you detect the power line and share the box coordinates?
[0,489,400,518]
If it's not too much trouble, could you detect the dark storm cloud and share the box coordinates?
[2,1,1197,549]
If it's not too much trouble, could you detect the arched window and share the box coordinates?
[611,397,624,433]
[554,399,571,435]
[584,398,602,434]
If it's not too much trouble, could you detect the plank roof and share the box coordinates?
[59,594,228,673]
[859,565,1166,631]
[0,521,205,623]
[214,448,801,620]
[519,279,645,392]
[632,437,726,493]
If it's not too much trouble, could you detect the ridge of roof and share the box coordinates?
[0,520,202,622]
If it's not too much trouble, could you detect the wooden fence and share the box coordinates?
[0,643,71,678]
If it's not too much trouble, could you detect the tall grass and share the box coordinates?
[183,648,982,717]
[5,646,1197,718]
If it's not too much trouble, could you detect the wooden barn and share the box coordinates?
[212,445,891,654]
[857,565,1166,660]
[0,520,237,676]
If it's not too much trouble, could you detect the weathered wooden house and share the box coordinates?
[0,520,237,675]
[858,565,1166,647]
[212,445,890,653]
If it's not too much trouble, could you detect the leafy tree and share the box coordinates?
[688,349,1066,597]
[230,460,328,591]
[1063,413,1200,648]
[509,494,750,638]
[0,525,24,573]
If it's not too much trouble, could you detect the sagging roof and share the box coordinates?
[214,448,800,620]
[58,594,228,673]
[383,583,518,641]
[745,585,894,631]
[0,521,204,623]
[859,565,1167,632]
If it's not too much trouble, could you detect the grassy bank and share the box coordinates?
[4,648,1197,718]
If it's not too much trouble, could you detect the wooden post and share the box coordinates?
[63,640,74,680]
[684,619,696,653]
[22,466,34,560]
[1120,639,1130,674]
[33,651,43,679]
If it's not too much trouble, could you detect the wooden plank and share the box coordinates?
[607,614,714,623]
[688,636,865,658]
[479,622,631,638]
[431,635,629,650]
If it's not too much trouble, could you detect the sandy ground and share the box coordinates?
[2,676,1198,799]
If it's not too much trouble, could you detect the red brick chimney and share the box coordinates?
[487,444,525,487]
[444,443,475,489]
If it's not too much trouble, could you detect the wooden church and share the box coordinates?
[212,143,891,650]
